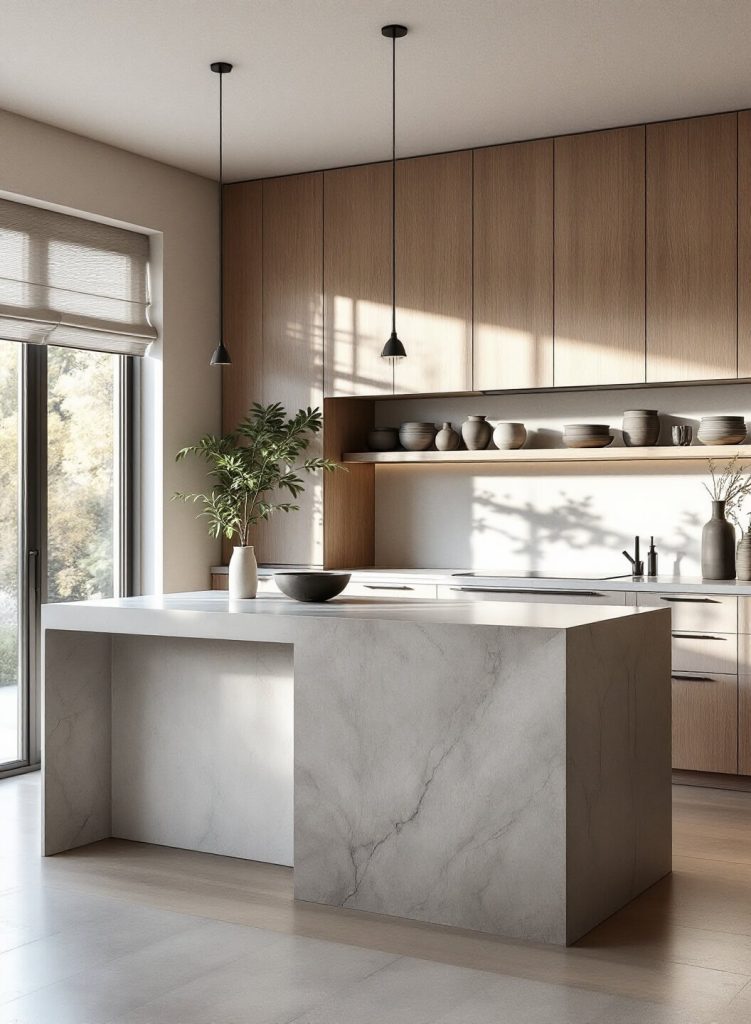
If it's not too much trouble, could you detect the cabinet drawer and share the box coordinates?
[739,675,751,776]
[671,632,737,675]
[437,586,626,605]
[637,592,736,633]
[345,582,437,600]
[737,597,751,634]
[671,672,738,773]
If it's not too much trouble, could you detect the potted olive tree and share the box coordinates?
[174,403,339,598]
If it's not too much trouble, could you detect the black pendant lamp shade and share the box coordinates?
[381,24,408,361]
[210,60,233,366]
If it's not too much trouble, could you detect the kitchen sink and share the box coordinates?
[451,571,633,581]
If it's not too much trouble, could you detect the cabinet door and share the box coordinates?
[473,140,553,390]
[323,164,393,397]
[646,113,737,382]
[393,152,472,395]
[554,126,646,386]
[739,111,751,378]
[222,181,263,434]
[261,173,324,565]
[671,672,738,773]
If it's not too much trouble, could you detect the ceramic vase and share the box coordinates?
[435,422,460,451]
[461,415,492,451]
[701,501,736,580]
[229,545,258,599]
[738,533,751,582]
[492,422,527,450]
[622,410,660,447]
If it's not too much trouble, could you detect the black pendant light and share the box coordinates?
[210,60,233,366]
[381,24,408,361]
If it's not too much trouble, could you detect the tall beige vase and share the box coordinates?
[229,545,258,599]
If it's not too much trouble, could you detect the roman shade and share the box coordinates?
[0,198,157,356]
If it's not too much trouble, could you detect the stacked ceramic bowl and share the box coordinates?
[563,424,613,449]
[398,422,437,451]
[622,409,660,447]
[697,416,747,446]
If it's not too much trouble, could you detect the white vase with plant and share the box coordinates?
[174,403,339,599]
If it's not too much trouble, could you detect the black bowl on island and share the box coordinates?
[274,571,351,603]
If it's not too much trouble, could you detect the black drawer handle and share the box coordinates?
[660,596,721,605]
[671,674,716,682]
[672,632,728,641]
[364,585,414,591]
[450,587,603,597]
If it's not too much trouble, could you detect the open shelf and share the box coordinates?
[342,445,751,465]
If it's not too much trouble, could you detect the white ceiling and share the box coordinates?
[3,0,751,182]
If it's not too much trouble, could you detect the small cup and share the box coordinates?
[671,425,693,447]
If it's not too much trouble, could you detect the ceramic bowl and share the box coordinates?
[563,434,614,449]
[563,423,611,434]
[492,422,527,450]
[367,427,399,452]
[274,571,351,603]
[697,416,747,445]
[399,422,437,451]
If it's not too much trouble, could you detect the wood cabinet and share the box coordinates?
[646,113,738,383]
[671,672,738,774]
[437,586,626,605]
[554,127,646,386]
[323,164,393,398]
[473,140,553,390]
[739,111,751,378]
[393,152,472,395]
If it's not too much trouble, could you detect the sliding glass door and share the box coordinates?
[0,343,131,775]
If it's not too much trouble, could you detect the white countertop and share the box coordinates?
[212,565,751,596]
[42,590,662,640]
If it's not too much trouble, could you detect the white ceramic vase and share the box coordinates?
[229,545,258,599]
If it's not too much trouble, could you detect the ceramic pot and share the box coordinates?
[229,545,258,599]
[461,415,492,451]
[399,422,436,451]
[737,534,751,582]
[622,410,660,447]
[492,422,526,450]
[435,422,461,451]
[367,427,399,452]
[701,501,736,580]
[697,416,747,445]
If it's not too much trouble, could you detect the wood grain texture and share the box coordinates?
[554,126,646,386]
[740,674,751,775]
[473,140,553,390]
[646,113,738,382]
[739,110,751,378]
[671,672,738,774]
[341,444,751,464]
[221,181,263,434]
[323,164,393,398]
[323,397,375,568]
[260,173,324,565]
[393,151,472,395]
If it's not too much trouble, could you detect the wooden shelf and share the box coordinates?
[342,445,751,465]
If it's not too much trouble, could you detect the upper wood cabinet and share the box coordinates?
[261,173,324,565]
[323,164,393,398]
[554,127,646,387]
[393,152,472,395]
[646,113,737,383]
[222,181,263,434]
[473,140,553,391]
[739,111,751,378]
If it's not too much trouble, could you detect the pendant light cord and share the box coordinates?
[218,68,224,344]
[391,33,397,335]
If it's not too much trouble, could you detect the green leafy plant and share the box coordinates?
[174,402,341,546]
[704,455,751,530]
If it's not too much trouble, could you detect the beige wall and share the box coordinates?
[0,107,221,593]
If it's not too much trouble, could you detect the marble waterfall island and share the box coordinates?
[42,592,672,946]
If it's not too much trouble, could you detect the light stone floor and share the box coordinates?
[2,773,751,1023]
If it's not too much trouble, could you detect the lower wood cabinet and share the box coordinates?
[437,586,626,605]
[671,672,738,774]
[740,676,751,776]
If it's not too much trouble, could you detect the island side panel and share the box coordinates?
[294,619,569,945]
[565,608,672,944]
[42,629,113,855]
[111,635,294,865]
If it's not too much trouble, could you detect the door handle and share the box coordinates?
[672,632,728,641]
[671,674,716,682]
[364,585,413,591]
[450,587,603,597]
[660,596,720,604]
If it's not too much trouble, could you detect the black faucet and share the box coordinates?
[622,536,644,578]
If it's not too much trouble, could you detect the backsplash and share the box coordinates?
[373,382,751,573]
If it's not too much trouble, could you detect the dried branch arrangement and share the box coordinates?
[704,455,751,529]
